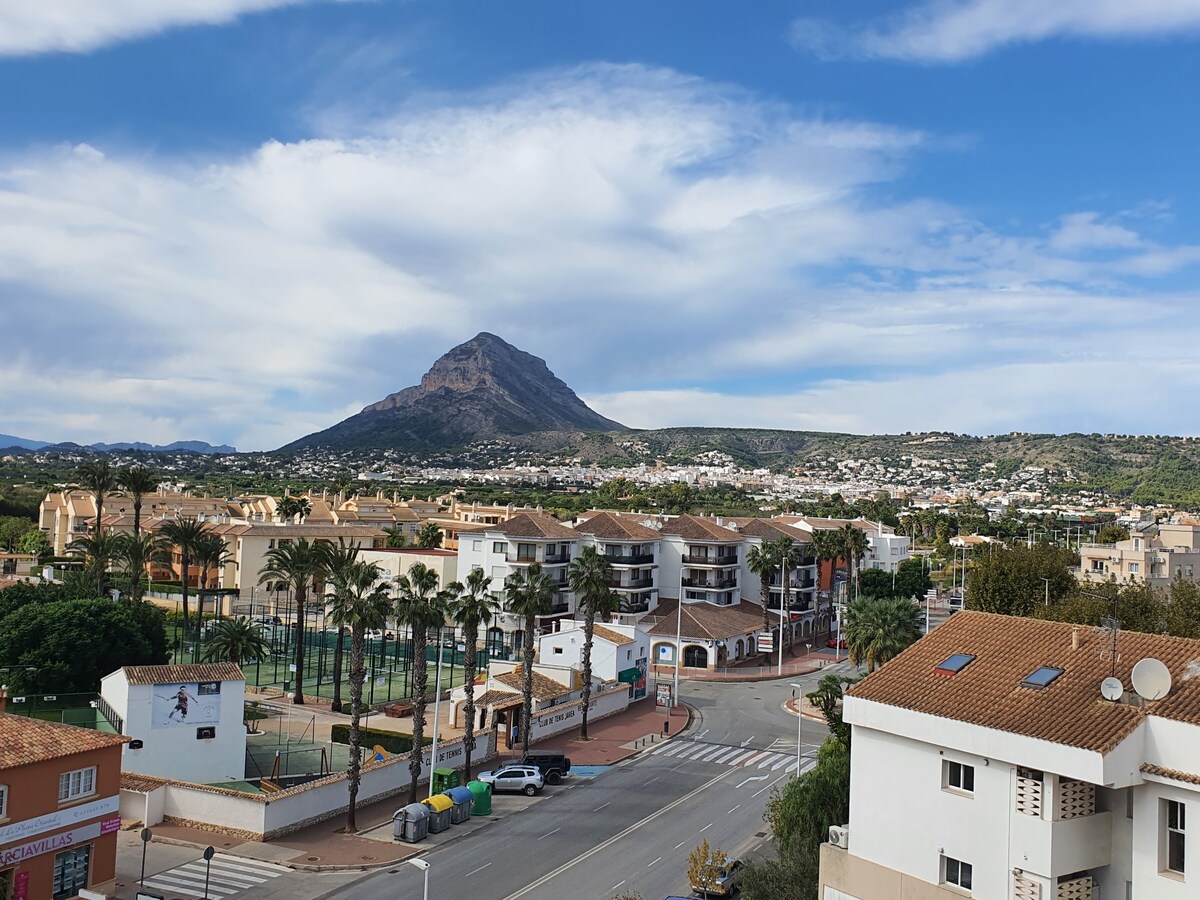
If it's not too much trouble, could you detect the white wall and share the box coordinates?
[104,673,247,784]
[1131,779,1198,899]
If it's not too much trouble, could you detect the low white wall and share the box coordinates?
[527,684,631,743]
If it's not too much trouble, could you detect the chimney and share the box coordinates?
[1071,627,1080,651]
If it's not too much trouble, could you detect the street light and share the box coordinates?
[408,857,430,900]
[674,566,683,709]
[1040,577,1050,607]
[790,682,805,775]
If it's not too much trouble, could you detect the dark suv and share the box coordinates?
[521,751,572,785]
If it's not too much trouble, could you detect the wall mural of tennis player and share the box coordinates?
[151,680,221,728]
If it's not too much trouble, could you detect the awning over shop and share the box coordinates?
[617,667,641,684]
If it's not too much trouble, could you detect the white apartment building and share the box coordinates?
[455,512,580,657]
[572,511,661,618]
[1078,521,1200,587]
[821,610,1200,900]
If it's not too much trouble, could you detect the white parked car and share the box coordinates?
[476,765,544,796]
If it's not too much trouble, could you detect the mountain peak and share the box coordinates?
[282,334,625,451]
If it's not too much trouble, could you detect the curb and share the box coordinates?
[145,832,418,873]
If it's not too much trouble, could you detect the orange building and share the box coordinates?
[0,714,126,900]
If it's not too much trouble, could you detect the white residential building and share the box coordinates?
[1078,521,1200,587]
[821,610,1200,900]
[537,620,651,701]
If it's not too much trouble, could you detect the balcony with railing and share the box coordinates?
[682,575,738,590]
[1010,774,1110,879]
[683,552,738,567]
[604,552,656,566]
[611,576,654,590]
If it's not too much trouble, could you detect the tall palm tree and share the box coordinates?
[505,562,558,755]
[416,522,443,549]
[258,538,329,705]
[843,594,923,673]
[201,619,269,665]
[324,540,365,714]
[76,457,119,536]
[773,537,805,655]
[66,531,123,596]
[119,466,159,536]
[193,532,235,623]
[746,540,780,662]
[448,567,501,782]
[568,547,616,741]
[326,559,390,832]
[394,561,455,804]
[160,516,208,630]
[839,524,870,603]
[115,531,166,602]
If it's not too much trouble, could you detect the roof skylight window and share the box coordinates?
[934,653,976,676]
[1022,666,1064,689]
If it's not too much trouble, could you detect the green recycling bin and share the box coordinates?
[467,779,492,815]
[431,766,459,794]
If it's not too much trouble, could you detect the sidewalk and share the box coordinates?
[132,697,693,874]
[654,647,846,682]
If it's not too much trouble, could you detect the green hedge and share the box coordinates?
[329,724,431,755]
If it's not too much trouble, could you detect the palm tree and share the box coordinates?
[66,531,122,596]
[201,619,269,665]
[76,457,119,536]
[567,546,617,741]
[415,522,443,549]
[448,567,501,782]
[394,561,455,804]
[324,540,366,714]
[119,466,159,536]
[383,526,408,548]
[115,531,166,601]
[839,524,870,603]
[160,516,208,630]
[258,538,329,705]
[842,594,923,673]
[746,540,780,662]
[504,562,558,755]
[326,559,390,832]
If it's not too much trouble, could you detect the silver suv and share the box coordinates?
[477,764,545,796]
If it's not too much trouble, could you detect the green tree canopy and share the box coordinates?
[965,543,1077,617]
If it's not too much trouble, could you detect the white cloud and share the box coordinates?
[0,64,1197,449]
[792,0,1200,63]
[0,0,339,56]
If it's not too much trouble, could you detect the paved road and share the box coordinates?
[322,665,844,900]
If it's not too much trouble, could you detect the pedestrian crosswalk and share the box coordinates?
[651,739,814,774]
[141,853,290,899]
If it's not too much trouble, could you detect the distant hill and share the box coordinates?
[283,332,627,451]
[0,436,235,454]
[0,433,48,450]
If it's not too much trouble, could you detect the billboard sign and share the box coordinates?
[151,680,221,729]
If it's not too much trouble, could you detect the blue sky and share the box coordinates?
[2,1,1200,450]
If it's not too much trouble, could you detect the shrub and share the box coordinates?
[329,724,431,755]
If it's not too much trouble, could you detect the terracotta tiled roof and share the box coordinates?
[646,599,768,641]
[1142,764,1200,786]
[122,663,244,685]
[494,669,574,701]
[573,511,661,541]
[121,772,172,792]
[0,713,127,770]
[591,625,634,645]
[235,524,384,538]
[847,610,1200,754]
[473,690,524,709]
[659,514,741,543]
[494,513,578,540]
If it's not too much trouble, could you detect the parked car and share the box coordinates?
[690,857,745,897]
[476,765,544,796]
[521,751,572,785]
[251,615,283,626]
[826,637,847,650]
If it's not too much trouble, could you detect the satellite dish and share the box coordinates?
[1131,658,1172,701]
[1100,677,1124,702]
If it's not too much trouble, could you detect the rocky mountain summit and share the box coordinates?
[283,332,626,450]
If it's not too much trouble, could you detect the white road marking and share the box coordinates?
[727,750,757,766]
[714,748,743,764]
[753,773,789,798]
[695,729,709,739]
[648,857,662,867]
[611,881,626,892]
[735,774,769,789]
[728,804,741,814]
[740,735,755,746]
[466,863,492,877]
[538,828,561,840]
[594,801,611,812]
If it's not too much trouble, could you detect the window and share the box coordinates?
[943,760,975,794]
[0,783,6,818]
[52,845,90,899]
[493,541,506,554]
[1022,666,1064,689]
[472,540,483,551]
[1129,563,1140,574]
[552,647,563,655]
[57,766,95,803]
[517,542,536,559]
[942,856,973,891]
[934,653,976,676]
[1166,799,1186,874]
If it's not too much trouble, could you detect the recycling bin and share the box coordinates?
[444,786,474,824]
[466,779,492,816]
[421,793,453,833]
[392,802,429,843]
[430,766,459,794]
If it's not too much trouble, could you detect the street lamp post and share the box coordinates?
[1040,577,1050,607]
[674,567,683,708]
[428,625,445,797]
[790,681,805,775]
[408,857,430,900]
